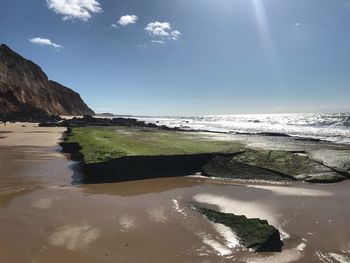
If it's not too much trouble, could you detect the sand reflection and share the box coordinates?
[247,185,333,197]
[31,198,53,209]
[118,215,137,231]
[148,206,168,223]
[49,223,100,250]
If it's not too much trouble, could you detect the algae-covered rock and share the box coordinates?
[205,149,345,183]
[294,173,346,183]
[202,156,295,181]
[198,207,283,252]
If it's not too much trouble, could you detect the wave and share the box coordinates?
[136,113,350,144]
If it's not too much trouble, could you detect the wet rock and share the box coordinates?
[308,149,350,176]
[40,115,176,130]
[232,132,290,137]
[203,149,346,183]
[202,155,295,181]
[294,137,323,143]
[197,207,284,252]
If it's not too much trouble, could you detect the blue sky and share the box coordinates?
[1,0,350,115]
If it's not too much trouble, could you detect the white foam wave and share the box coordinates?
[137,113,350,144]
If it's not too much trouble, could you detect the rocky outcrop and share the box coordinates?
[196,207,284,252]
[203,149,346,183]
[60,136,238,184]
[0,44,94,121]
[41,115,161,128]
[308,149,350,177]
[202,155,296,181]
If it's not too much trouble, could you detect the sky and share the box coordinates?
[1,0,350,116]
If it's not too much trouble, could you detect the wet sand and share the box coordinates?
[1,124,350,262]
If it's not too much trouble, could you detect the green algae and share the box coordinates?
[65,126,244,163]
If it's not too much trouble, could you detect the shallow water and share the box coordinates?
[1,145,350,262]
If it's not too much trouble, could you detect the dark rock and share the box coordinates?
[230,149,346,183]
[258,132,290,137]
[40,115,172,130]
[231,131,290,137]
[294,137,323,142]
[202,149,346,183]
[197,207,284,252]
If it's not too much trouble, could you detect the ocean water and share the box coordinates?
[136,113,350,144]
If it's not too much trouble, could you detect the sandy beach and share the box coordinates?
[1,123,350,262]
[0,122,66,147]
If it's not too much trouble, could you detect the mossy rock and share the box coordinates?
[230,149,345,183]
[198,207,283,252]
[294,173,345,183]
[66,126,245,164]
[202,155,295,181]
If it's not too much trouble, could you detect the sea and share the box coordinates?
[135,113,350,144]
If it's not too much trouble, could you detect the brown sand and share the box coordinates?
[0,123,350,262]
[0,122,66,147]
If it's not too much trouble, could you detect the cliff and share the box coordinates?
[0,44,94,121]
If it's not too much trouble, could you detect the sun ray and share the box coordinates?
[251,0,285,87]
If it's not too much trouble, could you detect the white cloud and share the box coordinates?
[29,37,63,48]
[151,40,165,44]
[111,24,118,28]
[118,15,138,26]
[145,21,171,37]
[294,22,301,27]
[47,0,102,22]
[145,21,182,43]
[171,30,182,40]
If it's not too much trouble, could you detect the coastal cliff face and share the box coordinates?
[0,44,94,119]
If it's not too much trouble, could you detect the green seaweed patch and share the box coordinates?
[66,126,245,164]
[197,207,283,252]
